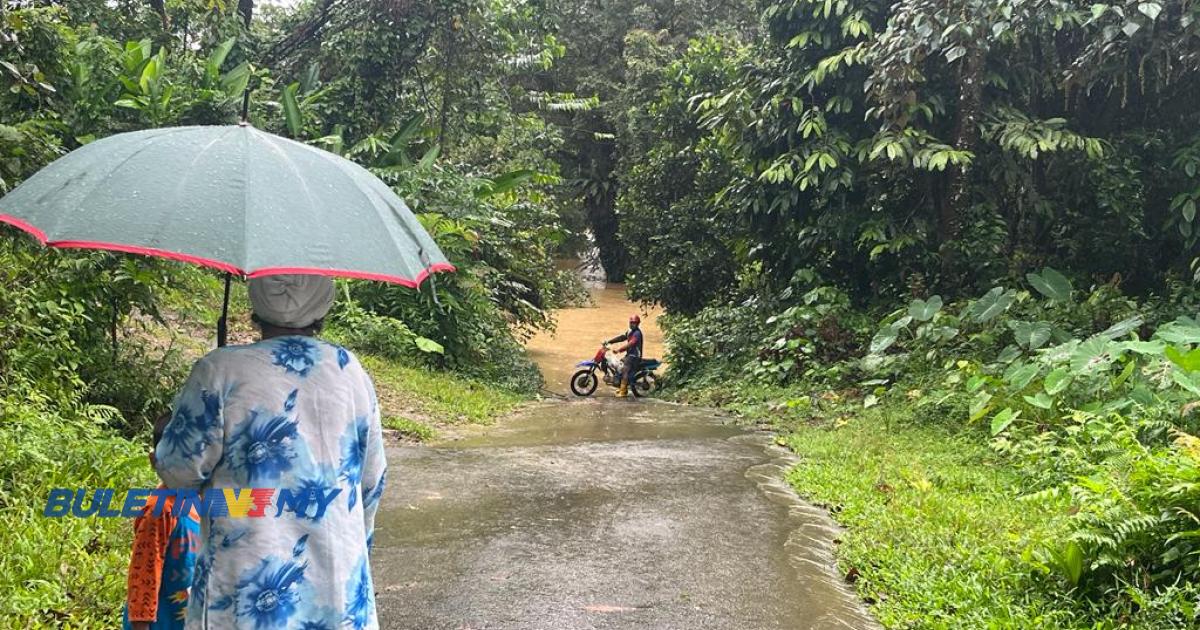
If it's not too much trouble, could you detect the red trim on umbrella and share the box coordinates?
[0,213,48,243]
[0,212,455,286]
[48,239,245,275]
[247,263,457,288]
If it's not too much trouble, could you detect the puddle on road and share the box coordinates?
[442,399,739,448]
[374,400,878,629]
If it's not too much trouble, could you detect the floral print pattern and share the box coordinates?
[339,416,368,509]
[337,347,350,370]
[343,555,374,630]
[235,556,308,628]
[156,337,385,629]
[160,390,222,461]
[272,337,321,377]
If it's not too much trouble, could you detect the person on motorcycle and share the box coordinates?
[606,314,644,398]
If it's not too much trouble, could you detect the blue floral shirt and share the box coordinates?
[156,336,386,630]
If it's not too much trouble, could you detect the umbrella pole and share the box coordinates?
[217,273,232,347]
[240,87,251,122]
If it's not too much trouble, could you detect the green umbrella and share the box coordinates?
[0,124,454,344]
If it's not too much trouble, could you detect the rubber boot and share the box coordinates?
[617,381,629,398]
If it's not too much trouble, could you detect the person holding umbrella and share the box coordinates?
[0,117,455,629]
[154,274,385,629]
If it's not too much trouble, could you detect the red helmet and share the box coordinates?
[629,314,641,325]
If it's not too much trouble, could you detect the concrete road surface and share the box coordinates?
[372,399,876,630]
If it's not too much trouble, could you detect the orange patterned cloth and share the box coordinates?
[124,487,199,627]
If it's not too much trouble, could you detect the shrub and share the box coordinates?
[0,384,152,625]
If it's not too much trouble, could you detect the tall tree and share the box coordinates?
[535,0,753,281]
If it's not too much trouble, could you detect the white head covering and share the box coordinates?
[248,274,336,329]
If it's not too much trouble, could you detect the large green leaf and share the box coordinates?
[1004,362,1040,390]
[1044,367,1072,395]
[1096,315,1143,341]
[1010,320,1052,350]
[1026,267,1073,302]
[1154,317,1200,344]
[969,390,993,423]
[869,317,911,354]
[1052,541,1085,586]
[207,37,237,80]
[220,61,251,99]
[1121,340,1166,355]
[990,407,1019,436]
[1172,371,1200,396]
[870,325,899,354]
[1023,392,1053,409]
[282,82,303,139]
[381,114,426,166]
[418,144,441,169]
[476,169,536,198]
[907,295,943,322]
[969,287,1016,323]
[1165,345,1200,373]
[414,336,445,355]
[1070,338,1124,374]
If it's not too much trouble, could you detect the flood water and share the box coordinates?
[524,283,666,396]
[371,280,877,629]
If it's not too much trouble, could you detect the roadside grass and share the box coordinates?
[0,398,155,625]
[382,415,438,441]
[785,408,1074,628]
[359,354,526,429]
[673,382,1085,628]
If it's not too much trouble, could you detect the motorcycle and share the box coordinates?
[569,343,661,397]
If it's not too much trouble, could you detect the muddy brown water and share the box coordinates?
[525,284,666,396]
[372,284,877,629]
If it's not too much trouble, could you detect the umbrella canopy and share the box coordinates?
[0,124,454,287]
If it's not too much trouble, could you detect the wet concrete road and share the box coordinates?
[372,399,877,630]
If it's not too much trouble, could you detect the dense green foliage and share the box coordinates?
[599,0,1200,625]
[619,0,1200,308]
[0,393,154,626]
[669,276,1200,625]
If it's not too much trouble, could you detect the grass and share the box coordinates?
[784,408,1073,628]
[674,382,1084,628]
[360,354,526,429]
[382,415,438,441]
[0,397,156,626]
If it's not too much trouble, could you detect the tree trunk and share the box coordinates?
[148,0,169,29]
[239,0,254,28]
[940,44,985,285]
[589,180,625,282]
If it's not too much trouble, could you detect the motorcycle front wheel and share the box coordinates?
[570,369,598,396]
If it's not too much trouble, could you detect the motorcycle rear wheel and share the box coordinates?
[570,369,598,396]
[632,372,657,398]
